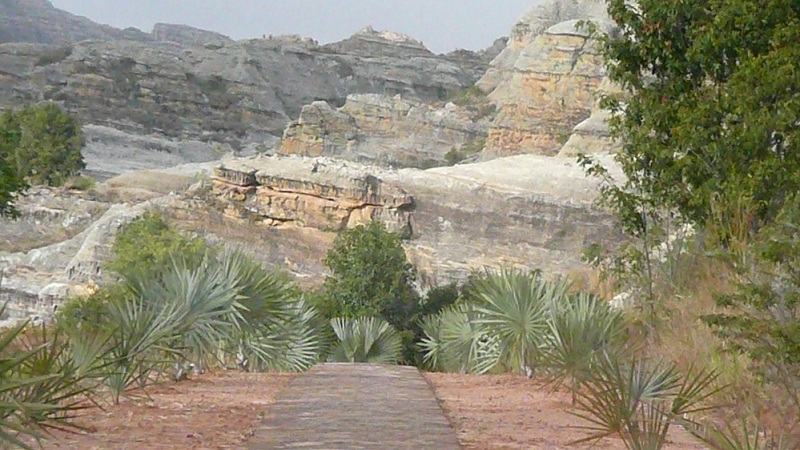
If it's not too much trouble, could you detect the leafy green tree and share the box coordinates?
[106,211,207,279]
[582,0,800,241]
[319,221,420,331]
[0,111,27,217]
[0,103,85,187]
[705,195,800,414]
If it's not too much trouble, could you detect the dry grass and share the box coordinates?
[639,253,800,443]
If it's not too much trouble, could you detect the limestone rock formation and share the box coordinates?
[0,200,148,321]
[477,0,609,94]
[211,154,622,289]
[477,0,616,157]
[0,33,476,148]
[213,156,414,234]
[444,37,509,81]
[278,94,490,168]
[81,125,236,179]
[151,23,233,48]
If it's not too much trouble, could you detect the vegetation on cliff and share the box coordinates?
[0,102,86,217]
[577,0,800,446]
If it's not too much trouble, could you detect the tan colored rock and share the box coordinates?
[279,94,489,168]
[559,78,626,157]
[211,154,622,289]
[483,19,614,157]
[213,156,414,234]
[477,0,609,94]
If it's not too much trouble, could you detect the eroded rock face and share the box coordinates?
[444,37,509,82]
[211,154,622,289]
[476,0,616,157]
[484,19,614,157]
[278,94,489,168]
[151,23,233,48]
[0,33,476,148]
[0,0,151,45]
[478,0,609,94]
[213,156,414,234]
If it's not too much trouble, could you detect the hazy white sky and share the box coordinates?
[49,0,539,53]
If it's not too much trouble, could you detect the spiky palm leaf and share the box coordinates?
[541,292,628,401]
[471,268,570,374]
[572,354,720,450]
[689,418,794,450]
[418,303,501,374]
[0,316,94,449]
[239,299,324,372]
[98,293,185,403]
[328,317,403,364]
[218,250,323,372]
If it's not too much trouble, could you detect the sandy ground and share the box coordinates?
[426,373,707,450]
[28,370,708,450]
[34,372,292,450]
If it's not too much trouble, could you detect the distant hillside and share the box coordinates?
[0,0,151,44]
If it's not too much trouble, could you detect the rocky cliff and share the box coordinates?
[212,154,622,288]
[278,94,491,168]
[479,0,616,157]
[0,33,477,149]
[213,156,414,234]
[151,24,233,48]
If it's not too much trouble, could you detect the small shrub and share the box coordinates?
[34,45,73,67]
[0,103,85,187]
[106,211,207,279]
[64,175,96,191]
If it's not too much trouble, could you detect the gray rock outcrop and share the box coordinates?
[151,23,233,48]
[0,32,477,148]
[278,94,490,168]
[0,0,152,45]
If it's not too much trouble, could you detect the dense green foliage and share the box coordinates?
[578,0,800,444]
[0,103,85,188]
[106,211,207,279]
[582,0,800,239]
[0,153,26,218]
[319,221,419,331]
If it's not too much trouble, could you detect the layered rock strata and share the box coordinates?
[212,156,414,234]
[278,94,490,168]
[212,154,622,288]
[0,29,477,148]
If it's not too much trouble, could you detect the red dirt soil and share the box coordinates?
[30,371,708,449]
[34,372,292,450]
[426,373,707,450]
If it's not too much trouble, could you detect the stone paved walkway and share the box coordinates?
[248,363,461,449]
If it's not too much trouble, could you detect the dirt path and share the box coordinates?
[247,363,461,449]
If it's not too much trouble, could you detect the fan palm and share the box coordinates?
[573,354,720,450]
[328,317,403,364]
[0,316,94,449]
[419,304,500,374]
[542,292,629,402]
[471,268,570,375]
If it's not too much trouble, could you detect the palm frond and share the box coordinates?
[328,317,403,364]
[472,268,569,373]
